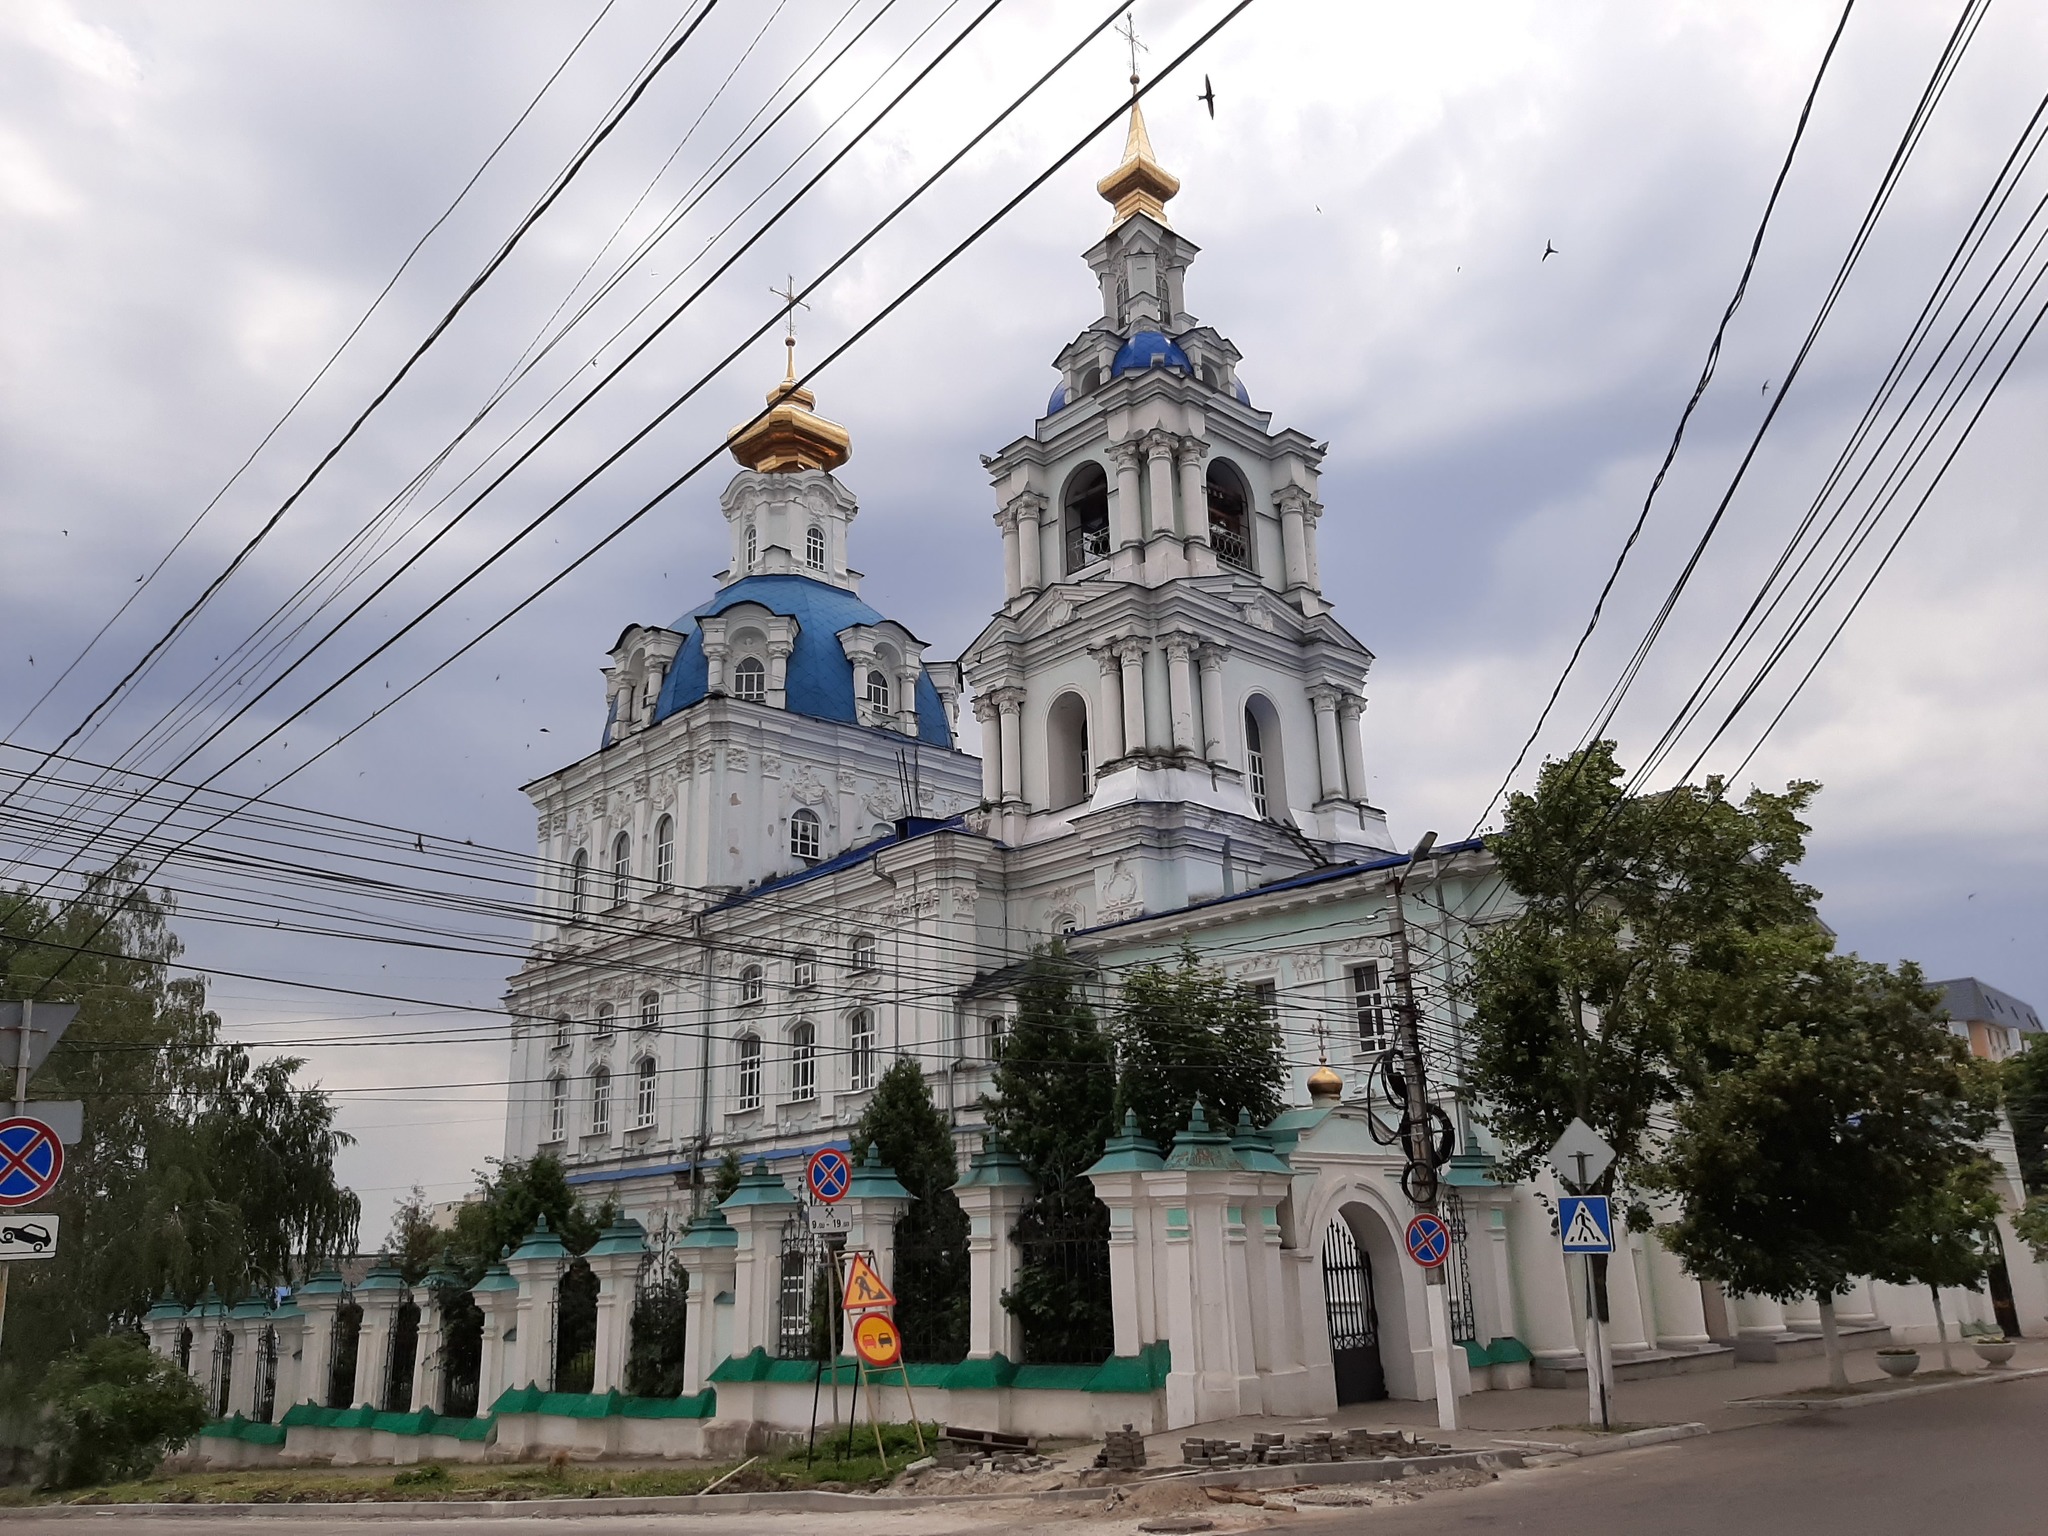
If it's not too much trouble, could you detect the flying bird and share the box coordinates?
[1542,241,1557,261]
[1762,379,1771,395]
[1198,75,1216,118]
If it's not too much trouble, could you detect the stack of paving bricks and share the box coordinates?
[1093,1425,1149,1471]
[936,1428,1052,1474]
[1179,1437,1253,1468]
[1179,1428,1450,1469]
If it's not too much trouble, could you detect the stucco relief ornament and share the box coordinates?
[961,807,991,836]
[788,764,830,806]
[725,748,749,770]
[1339,936,1396,961]
[1101,858,1139,911]
[864,786,902,820]
[1289,950,1328,983]
[759,750,782,775]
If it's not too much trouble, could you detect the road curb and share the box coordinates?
[1736,1363,2048,1413]
[1487,1422,1707,1459]
[0,1450,1524,1522]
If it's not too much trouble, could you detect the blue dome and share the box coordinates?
[1234,376,1252,406]
[649,575,953,748]
[1046,381,1069,415]
[1111,330,1193,379]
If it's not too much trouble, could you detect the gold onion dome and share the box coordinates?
[1307,1063,1344,1103]
[1096,86,1180,228]
[726,341,852,474]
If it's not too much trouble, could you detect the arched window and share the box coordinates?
[806,525,826,569]
[552,1015,572,1052]
[791,950,817,991]
[653,815,674,889]
[568,848,589,919]
[790,807,821,864]
[789,1022,816,1103]
[739,965,764,1005]
[988,1013,1009,1060]
[610,832,631,905]
[848,1008,876,1090]
[743,521,757,569]
[1046,691,1091,809]
[850,934,877,973]
[638,992,660,1032]
[547,1074,567,1141]
[1244,695,1288,821]
[1062,462,1110,573]
[593,1002,615,1040]
[590,1067,611,1135]
[735,1034,762,1110]
[864,669,891,712]
[635,1056,658,1128]
[732,656,767,703]
[1245,705,1268,818]
[1207,461,1253,571]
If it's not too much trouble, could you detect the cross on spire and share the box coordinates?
[771,274,810,377]
[1115,10,1146,90]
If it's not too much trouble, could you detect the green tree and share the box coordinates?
[711,1147,745,1206]
[443,1154,610,1282]
[851,1058,970,1361]
[2016,1196,2048,1263]
[385,1186,444,1285]
[1465,742,1820,1200]
[34,1333,208,1489]
[2004,1036,2048,1196]
[1871,1156,2004,1369]
[980,945,1118,1363]
[0,865,357,1404]
[625,1259,690,1397]
[1654,938,1999,1388]
[1111,945,1286,1149]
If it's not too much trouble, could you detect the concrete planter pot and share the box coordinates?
[1971,1337,2016,1369]
[1874,1348,1920,1379]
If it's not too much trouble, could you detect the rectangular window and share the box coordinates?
[848,1010,876,1090]
[1352,964,1388,1053]
[790,1025,816,1103]
[736,1037,762,1111]
[1247,979,1278,1024]
[590,1071,611,1136]
[635,1059,657,1128]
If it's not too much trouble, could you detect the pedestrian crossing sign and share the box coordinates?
[1558,1194,1615,1254]
[840,1251,897,1312]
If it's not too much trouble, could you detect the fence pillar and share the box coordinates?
[842,1149,913,1290]
[471,1262,520,1410]
[953,1135,1034,1361]
[677,1207,739,1393]
[188,1290,229,1407]
[504,1219,572,1390]
[291,1271,348,1407]
[141,1293,186,1363]
[720,1163,801,1359]
[410,1263,460,1413]
[1148,1102,1256,1427]
[268,1299,307,1414]
[225,1298,271,1418]
[1085,1111,1166,1359]
[352,1260,409,1409]
[1230,1113,1302,1393]
[587,1215,650,1394]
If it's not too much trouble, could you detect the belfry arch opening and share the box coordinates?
[1062,462,1110,573]
[1244,694,1288,821]
[1207,460,1253,571]
[1046,691,1091,809]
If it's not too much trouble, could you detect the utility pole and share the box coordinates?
[1387,835,1459,1431]
[0,1000,31,1357]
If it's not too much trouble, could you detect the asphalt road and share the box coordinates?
[2,1376,2040,1536]
[1333,1372,2048,1536]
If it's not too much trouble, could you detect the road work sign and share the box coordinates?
[1559,1195,1615,1254]
[0,1118,64,1208]
[841,1252,896,1312]
[0,1213,58,1260]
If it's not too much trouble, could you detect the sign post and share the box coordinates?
[839,1248,923,1465]
[1549,1121,1618,1431]
[0,998,77,1360]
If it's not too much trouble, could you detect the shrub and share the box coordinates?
[36,1334,208,1489]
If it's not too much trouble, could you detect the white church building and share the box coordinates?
[471,92,2046,1438]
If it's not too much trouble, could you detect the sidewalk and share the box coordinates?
[1132,1337,2048,1462]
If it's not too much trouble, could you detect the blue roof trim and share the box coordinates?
[1070,838,1490,938]
[702,816,981,917]
[649,574,953,748]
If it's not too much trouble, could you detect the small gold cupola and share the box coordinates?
[725,340,852,474]
[1306,1063,1344,1103]
[1096,87,1180,229]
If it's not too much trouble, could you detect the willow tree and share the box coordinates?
[0,864,358,1399]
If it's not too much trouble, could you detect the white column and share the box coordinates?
[472,1268,518,1410]
[1338,694,1367,801]
[1109,441,1144,555]
[1014,492,1045,594]
[1196,645,1228,763]
[587,1217,648,1396]
[954,1139,1034,1361]
[1117,641,1147,756]
[1094,648,1126,763]
[995,689,1024,805]
[1143,429,1178,540]
[352,1267,408,1409]
[1309,687,1345,801]
[1641,1230,1712,1348]
[293,1276,347,1408]
[677,1211,739,1395]
[1165,635,1197,755]
[895,665,920,739]
[1176,438,1212,557]
[410,1284,449,1414]
[720,1164,799,1359]
[1300,496,1325,593]
[701,634,729,695]
[766,636,794,709]
[1277,488,1310,592]
[504,1221,571,1391]
[995,505,1021,602]
[974,697,1002,804]
[1734,1292,1790,1343]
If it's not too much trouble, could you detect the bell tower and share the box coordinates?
[961,84,1391,922]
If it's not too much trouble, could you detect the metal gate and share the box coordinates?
[1322,1218,1385,1403]
[209,1327,235,1417]
[385,1298,420,1411]
[253,1325,279,1423]
[777,1212,843,1360]
[1442,1191,1478,1345]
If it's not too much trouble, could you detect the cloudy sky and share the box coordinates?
[3,0,2043,1238]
